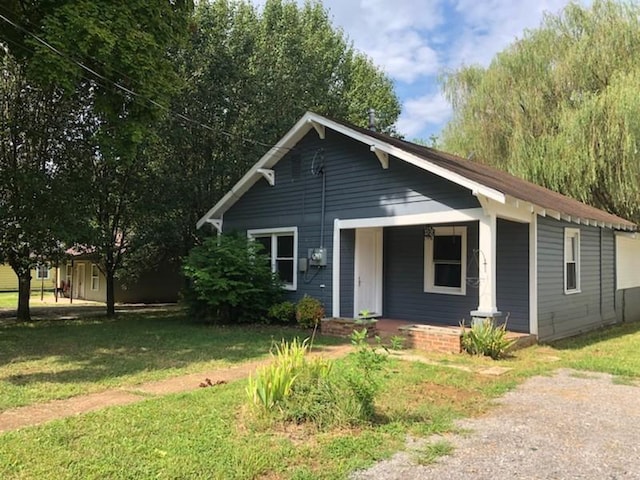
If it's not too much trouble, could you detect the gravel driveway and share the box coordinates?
[352,369,640,479]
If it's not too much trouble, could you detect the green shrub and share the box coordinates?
[295,295,325,328]
[267,301,296,324]
[345,328,388,419]
[182,233,283,323]
[461,319,516,360]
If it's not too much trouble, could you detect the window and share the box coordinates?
[248,227,298,290]
[564,228,580,294]
[424,226,467,295]
[35,264,49,280]
[91,264,100,291]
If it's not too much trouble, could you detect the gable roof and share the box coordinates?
[197,112,636,231]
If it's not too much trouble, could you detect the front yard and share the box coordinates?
[0,313,639,479]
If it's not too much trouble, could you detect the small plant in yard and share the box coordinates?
[413,440,455,465]
[267,301,296,324]
[461,318,516,360]
[389,335,406,351]
[345,328,388,420]
[295,295,324,328]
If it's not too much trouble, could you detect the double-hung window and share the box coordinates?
[91,264,100,291]
[564,228,580,294]
[424,226,467,295]
[35,264,49,280]
[248,227,298,291]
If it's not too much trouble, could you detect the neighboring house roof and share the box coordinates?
[197,111,636,231]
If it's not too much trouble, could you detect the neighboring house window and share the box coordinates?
[35,264,49,280]
[564,228,580,294]
[91,264,100,291]
[424,226,467,295]
[248,227,298,291]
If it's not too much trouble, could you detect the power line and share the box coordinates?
[0,11,294,153]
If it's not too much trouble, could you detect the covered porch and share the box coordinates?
[331,201,537,336]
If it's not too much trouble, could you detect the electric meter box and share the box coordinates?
[308,247,327,267]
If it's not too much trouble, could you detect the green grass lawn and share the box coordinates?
[0,291,68,309]
[0,318,639,479]
[0,311,341,411]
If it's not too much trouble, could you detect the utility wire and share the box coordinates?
[0,11,294,153]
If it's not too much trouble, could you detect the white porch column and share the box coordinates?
[472,212,501,321]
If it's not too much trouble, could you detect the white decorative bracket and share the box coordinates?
[370,145,389,169]
[308,119,325,139]
[257,168,275,186]
[206,218,223,233]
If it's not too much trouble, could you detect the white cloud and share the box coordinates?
[396,92,451,139]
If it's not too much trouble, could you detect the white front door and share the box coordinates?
[354,228,383,317]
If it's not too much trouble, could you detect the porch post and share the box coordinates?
[332,218,340,318]
[471,212,501,322]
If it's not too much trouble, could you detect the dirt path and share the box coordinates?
[0,344,352,433]
[352,368,640,479]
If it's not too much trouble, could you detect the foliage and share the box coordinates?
[345,328,388,419]
[182,234,283,323]
[442,0,640,223]
[413,440,455,466]
[267,301,296,324]
[295,294,325,328]
[461,319,515,360]
[6,0,194,316]
[389,335,406,351]
[0,52,89,320]
[154,0,401,259]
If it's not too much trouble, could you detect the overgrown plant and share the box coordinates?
[345,328,388,420]
[267,301,296,324]
[182,233,283,323]
[295,295,324,328]
[461,319,516,360]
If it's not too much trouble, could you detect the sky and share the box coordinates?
[255,0,585,141]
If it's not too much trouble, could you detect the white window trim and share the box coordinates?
[564,227,581,294]
[35,264,50,280]
[91,264,100,291]
[247,227,298,291]
[424,226,467,296]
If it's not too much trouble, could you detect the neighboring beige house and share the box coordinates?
[62,255,181,304]
[0,264,58,292]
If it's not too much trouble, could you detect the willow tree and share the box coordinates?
[441,0,640,223]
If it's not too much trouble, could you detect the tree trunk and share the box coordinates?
[106,266,115,317]
[16,270,32,322]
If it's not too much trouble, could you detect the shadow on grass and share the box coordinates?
[0,311,345,386]
[550,321,640,351]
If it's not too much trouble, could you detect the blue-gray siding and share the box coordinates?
[496,219,529,333]
[223,129,480,307]
[383,224,479,324]
[616,287,640,323]
[537,217,617,341]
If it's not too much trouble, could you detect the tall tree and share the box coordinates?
[154,0,401,258]
[441,0,640,223]
[21,0,194,315]
[0,52,88,321]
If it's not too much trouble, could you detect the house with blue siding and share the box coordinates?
[197,112,640,341]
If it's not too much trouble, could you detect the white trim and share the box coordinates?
[423,226,467,296]
[354,228,383,316]
[563,227,581,294]
[529,214,538,336]
[308,118,325,139]
[332,219,340,317]
[35,264,50,280]
[370,146,389,169]
[247,227,298,291]
[205,218,223,233]
[337,208,484,230]
[256,168,275,186]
